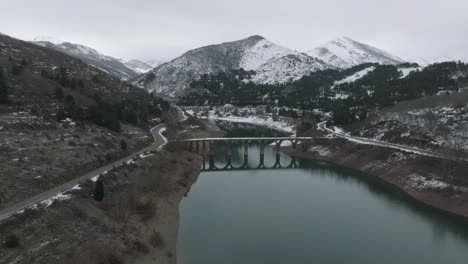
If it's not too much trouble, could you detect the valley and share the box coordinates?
[1,17,468,264]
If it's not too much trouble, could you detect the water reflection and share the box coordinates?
[178,121,468,264]
[215,121,468,242]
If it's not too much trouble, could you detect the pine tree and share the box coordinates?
[56,108,66,121]
[120,140,127,151]
[64,95,76,115]
[55,86,64,100]
[93,178,104,201]
[0,68,8,104]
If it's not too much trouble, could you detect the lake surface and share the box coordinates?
[177,121,468,264]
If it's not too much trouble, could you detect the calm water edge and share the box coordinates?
[177,122,468,264]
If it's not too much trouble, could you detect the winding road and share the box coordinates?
[318,122,466,162]
[0,124,168,222]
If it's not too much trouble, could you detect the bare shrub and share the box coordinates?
[165,141,187,152]
[63,242,125,264]
[149,230,164,248]
[3,234,20,248]
[135,198,156,221]
[132,239,150,254]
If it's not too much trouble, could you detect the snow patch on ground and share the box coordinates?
[399,66,424,78]
[407,174,466,192]
[308,146,332,156]
[209,113,295,134]
[333,66,375,87]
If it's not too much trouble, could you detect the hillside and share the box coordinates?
[135,35,330,97]
[124,59,153,74]
[179,61,468,122]
[307,37,406,69]
[0,32,168,209]
[32,37,138,80]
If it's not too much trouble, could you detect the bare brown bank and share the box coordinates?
[0,119,224,264]
[283,136,468,219]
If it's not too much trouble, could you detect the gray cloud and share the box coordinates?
[1,0,468,62]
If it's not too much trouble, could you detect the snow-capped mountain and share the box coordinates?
[406,56,459,66]
[308,37,405,69]
[124,59,153,74]
[32,37,138,80]
[136,35,332,97]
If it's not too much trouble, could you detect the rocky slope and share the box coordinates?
[307,36,406,69]
[32,36,138,80]
[135,35,331,97]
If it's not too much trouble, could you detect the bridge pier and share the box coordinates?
[180,136,313,171]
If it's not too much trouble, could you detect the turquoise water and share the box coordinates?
[177,122,468,264]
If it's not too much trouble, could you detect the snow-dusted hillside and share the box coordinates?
[32,37,138,80]
[145,59,166,68]
[253,54,330,84]
[136,35,333,97]
[308,37,405,69]
[239,38,297,70]
[124,59,153,74]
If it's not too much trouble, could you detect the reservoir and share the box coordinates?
[177,121,468,264]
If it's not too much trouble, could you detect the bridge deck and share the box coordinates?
[178,137,313,142]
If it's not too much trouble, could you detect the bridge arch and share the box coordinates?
[180,136,313,172]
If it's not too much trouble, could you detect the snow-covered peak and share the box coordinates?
[240,39,299,70]
[307,37,405,69]
[33,35,63,45]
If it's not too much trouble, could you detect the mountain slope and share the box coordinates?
[135,35,332,97]
[145,59,166,68]
[308,37,405,69]
[32,37,138,80]
[124,59,153,74]
[252,53,329,84]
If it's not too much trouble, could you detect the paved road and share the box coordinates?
[0,124,168,222]
[318,122,465,162]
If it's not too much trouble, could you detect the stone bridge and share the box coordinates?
[178,137,313,171]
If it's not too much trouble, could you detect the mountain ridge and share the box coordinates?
[32,37,139,80]
[307,36,405,68]
[135,35,333,97]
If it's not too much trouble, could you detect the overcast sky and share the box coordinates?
[1,0,467,62]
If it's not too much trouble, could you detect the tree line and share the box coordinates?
[180,61,468,126]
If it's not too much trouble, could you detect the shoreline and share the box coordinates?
[0,119,222,264]
[206,116,295,135]
[283,138,468,220]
